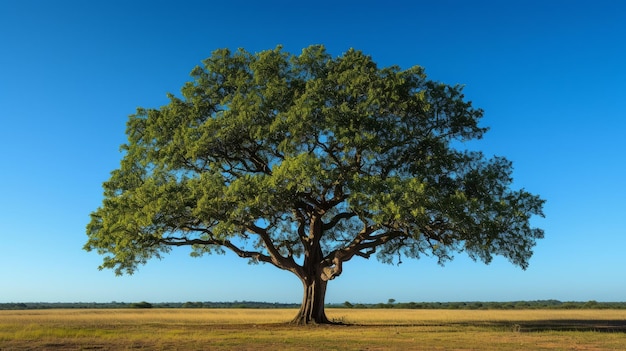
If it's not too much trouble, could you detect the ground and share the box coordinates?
[1,309,625,350]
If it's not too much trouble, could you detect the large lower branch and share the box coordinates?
[318,226,405,282]
[326,228,407,267]
[245,223,301,275]
[160,236,275,265]
[320,256,343,281]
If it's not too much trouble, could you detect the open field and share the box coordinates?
[1,308,625,350]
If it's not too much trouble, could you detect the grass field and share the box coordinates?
[1,308,625,350]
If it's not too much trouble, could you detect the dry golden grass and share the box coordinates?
[1,308,625,350]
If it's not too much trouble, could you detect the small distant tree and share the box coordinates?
[85,45,545,324]
[182,301,203,308]
[130,301,153,309]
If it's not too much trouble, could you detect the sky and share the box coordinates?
[1,0,625,304]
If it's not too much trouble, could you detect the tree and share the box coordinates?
[85,45,545,324]
[130,301,153,309]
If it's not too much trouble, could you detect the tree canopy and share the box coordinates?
[85,45,545,324]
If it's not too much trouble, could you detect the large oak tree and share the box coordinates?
[85,45,545,324]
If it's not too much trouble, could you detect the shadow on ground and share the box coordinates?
[385,320,626,333]
[506,319,626,333]
[334,320,626,333]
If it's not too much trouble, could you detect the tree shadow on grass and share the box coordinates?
[421,320,626,333]
[328,320,626,333]
[506,319,626,333]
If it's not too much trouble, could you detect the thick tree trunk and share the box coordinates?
[290,275,331,324]
[290,215,345,325]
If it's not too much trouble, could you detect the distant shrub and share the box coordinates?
[182,301,204,308]
[130,301,153,309]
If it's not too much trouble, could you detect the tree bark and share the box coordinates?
[290,274,331,324]
[289,215,344,325]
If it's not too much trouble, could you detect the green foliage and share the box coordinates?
[181,301,204,308]
[85,45,544,284]
[130,301,153,309]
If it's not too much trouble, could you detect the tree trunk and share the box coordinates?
[290,275,331,324]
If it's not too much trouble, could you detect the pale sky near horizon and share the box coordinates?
[1,0,625,304]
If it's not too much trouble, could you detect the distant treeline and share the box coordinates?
[339,300,626,310]
[0,301,298,310]
[2,300,626,310]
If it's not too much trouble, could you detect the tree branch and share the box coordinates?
[293,208,309,240]
[245,223,300,274]
[330,227,406,263]
[159,236,274,264]
[322,211,356,231]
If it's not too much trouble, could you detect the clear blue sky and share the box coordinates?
[1,0,625,304]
